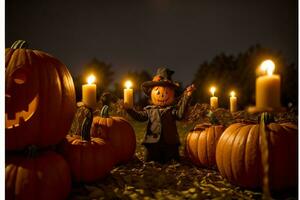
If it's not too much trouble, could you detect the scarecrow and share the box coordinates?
[125,67,195,163]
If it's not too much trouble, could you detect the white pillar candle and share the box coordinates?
[82,75,97,108]
[230,91,237,113]
[124,80,133,108]
[256,60,281,109]
[210,86,218,109]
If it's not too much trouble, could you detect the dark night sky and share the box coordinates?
[5,0,298,86]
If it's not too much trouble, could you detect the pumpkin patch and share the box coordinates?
[4,38,298,199]
[5,0,299,198]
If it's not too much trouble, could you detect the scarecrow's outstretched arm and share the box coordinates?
[173,94,191,120]
[126,108,148,122]
[173,84,195,120]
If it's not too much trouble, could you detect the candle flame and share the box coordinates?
[230,91,235,97]
[210,87,216,96]
[260,59,275,76]
[87,75,95,84]
[125,80,132,89]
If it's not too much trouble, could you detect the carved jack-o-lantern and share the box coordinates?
[151,86,175,106]
[5,40,76,150]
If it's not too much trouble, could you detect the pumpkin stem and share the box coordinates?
[11,40,28,49]
[100,105,110,118]
[260,112,272,199]
[260,112,275,125]
[207,110,219,125]
[81,107,93,141]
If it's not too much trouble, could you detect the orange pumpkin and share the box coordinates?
[6,151,71,200]
[91,106,136,164]
[185,123,225,168]
[151,86,175,106]
[61,133,115,182]
[5,40,76,150]
[216,122,297,190]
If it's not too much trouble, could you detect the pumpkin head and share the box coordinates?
[216,122,297,190]
[5,40,76,150]
[6,151,71,200]
[61,134,115,183]
[185,123,225,168]
[151,86,175,106]
[91,106,136,164]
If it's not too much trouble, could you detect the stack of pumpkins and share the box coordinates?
[5,40,137,199]
[5,41,75,200]
[185,113,298,191]
[61,105,136,182]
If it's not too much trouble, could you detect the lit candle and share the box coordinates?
[256,60,281,109]
[124,80,133,108]
[210,86,218,109]
[82,74,97,108]
[230,91,237,113]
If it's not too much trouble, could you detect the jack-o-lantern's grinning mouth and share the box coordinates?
[5,95,39,129]
[157,98,169,103]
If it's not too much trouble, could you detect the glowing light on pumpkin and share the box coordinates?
[87,74,96,84]
[5,95,39,129]
[260,59,275,76]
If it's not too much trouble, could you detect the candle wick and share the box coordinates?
[267,70,273,76]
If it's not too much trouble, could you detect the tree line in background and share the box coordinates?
[72,44,298,109]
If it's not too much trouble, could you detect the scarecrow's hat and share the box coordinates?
[142,67,180,96]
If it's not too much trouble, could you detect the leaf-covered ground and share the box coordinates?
[69,104,298,200]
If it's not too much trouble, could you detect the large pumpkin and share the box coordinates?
[151,86,175,106]
[185,123,225,168]
[91,105,136,164]
[61,133,115,182]
[5,40,76,150]
[6,151,71,200]
[216,122,297,190]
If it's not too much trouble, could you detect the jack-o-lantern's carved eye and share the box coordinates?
[12,68,28,85]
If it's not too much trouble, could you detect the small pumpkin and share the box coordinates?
[6,151,71,200]
[91,105,136,164]
[5,40,76,150]
[185,123,225,168]
[216,121,297,190]
[61,117,115,182]
[151,86,175,106]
